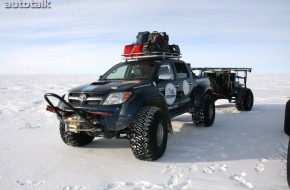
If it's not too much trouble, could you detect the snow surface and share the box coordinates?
[0,74,289,190]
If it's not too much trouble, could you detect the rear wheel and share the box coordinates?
[59,123,94,147]
[235,88,254,111]
[192,94,215,127]
[130,106,168,161]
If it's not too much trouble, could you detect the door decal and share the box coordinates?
[165,83,176,105]
[183,80,190,96]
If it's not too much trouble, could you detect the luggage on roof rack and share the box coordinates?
[122,31,181,60]
[136,31,150,45]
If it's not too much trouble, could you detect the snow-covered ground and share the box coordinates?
[0,74,289,190]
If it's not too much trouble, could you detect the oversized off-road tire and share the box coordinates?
[287,138,290,187]
[192,94,215,127]
[130,106,168,161]
[285,100,290,187]
[284,100,290,136]
[59,123,94,147]
[235,88,254,111]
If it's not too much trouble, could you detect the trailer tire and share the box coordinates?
[192,94,215,127]
[59,123,94,147]
[130,106,168,161]
[236,88,254,111]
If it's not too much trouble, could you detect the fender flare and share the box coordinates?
[193,83,213,108]
[143,96,173,133]
[128,89,173,133]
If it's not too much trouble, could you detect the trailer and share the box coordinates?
[192,67,254,111]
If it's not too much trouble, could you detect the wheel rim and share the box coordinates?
[156,123,164,147]
[208,104,214,120]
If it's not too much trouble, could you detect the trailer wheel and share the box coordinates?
[236,88,254,111]
[59,123,94,147]
[192,94,215,127]
[130,106,168,161]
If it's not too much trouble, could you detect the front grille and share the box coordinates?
[70,99,82,106]
[68,93,103,107]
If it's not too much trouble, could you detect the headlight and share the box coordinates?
[103,92,132,105]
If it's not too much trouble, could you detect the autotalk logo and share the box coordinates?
[5,0,52,9]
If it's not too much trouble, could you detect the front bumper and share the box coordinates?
[44,93,134,133]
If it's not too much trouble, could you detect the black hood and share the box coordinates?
[69,80,146,94]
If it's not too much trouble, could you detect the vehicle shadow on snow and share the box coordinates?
[84,138,130,149]
[158,103,287,163]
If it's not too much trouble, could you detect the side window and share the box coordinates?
[174,63,189,79]
[158,63,175,80]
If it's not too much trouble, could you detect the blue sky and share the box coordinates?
[1,0,290,75]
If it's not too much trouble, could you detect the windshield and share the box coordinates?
[102,62,157,80]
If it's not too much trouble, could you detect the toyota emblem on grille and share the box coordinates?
[78,94,87,101]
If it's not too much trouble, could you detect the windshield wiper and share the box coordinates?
[104,78,126,80]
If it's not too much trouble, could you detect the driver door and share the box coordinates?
[156,63,180,110]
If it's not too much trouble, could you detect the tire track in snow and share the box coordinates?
[16,179,45,187]
[62,185,87,190]
[19,122,41,129]
[231,172,254,189]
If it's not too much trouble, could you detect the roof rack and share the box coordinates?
[192,67,252,73]
[122,52,182,61]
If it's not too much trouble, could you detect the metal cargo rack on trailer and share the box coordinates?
[192,67,254,111]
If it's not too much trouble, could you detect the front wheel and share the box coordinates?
[192,94,215,127]
[130,106,168,161]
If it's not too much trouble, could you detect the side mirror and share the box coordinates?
[98,75,103,80]
[158,73,172,80]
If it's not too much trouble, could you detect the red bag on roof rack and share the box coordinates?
[131,44,143,56]
[123,44,144,57]
[123,44,134,57]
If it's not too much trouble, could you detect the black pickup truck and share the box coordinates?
[45,56,215,161]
